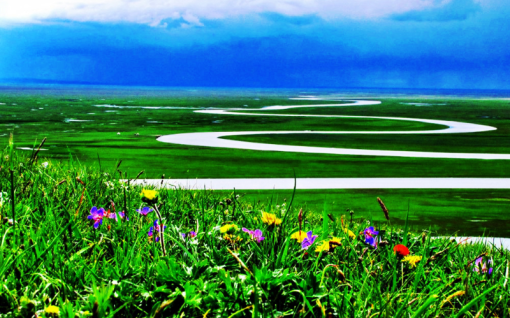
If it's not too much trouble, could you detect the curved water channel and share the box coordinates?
[157,99,509,159]
[149,97,510,188]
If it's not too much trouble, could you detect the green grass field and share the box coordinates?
[1,88,510,237]
[0,149,507,317]
[225,188,510,237]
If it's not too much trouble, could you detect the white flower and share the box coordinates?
[0,192,7,207]
[41,162,49,168]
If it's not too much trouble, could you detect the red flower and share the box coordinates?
[393,244,410,257]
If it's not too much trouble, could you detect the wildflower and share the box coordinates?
[363,226,379,248]
[301,231,318,250]
[140,189,158,203]
[0,192,6,208]
[473,257,493,275]
[87,207,105,229]
[261,212,282,226]
[291,230,307,243]
[104,181,114,190]
[148,219,166,242]
[45,305,60,316]
[402,255,423,267]
[330,237,342,245]
[220,224,238,233]
[3,218,14,225]
[344,228,356,239]
[41,162,49,168]
[182,231,197,239]
[314,237,342,253]
[315,240,330,252]
[136,207,153,216]
[242,228,265,243]
[108,211,127,220]
[224,234,243,244]
[393,244,410,257]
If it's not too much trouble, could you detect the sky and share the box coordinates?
[0,0,509,89]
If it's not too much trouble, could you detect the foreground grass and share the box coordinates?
[0,149,509,317]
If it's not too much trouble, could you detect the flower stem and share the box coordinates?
[10,169,16,244]
[152,205,166,256]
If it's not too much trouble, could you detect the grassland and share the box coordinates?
[226,188,510,237]
[1,86,510,237]
[2,91,509,179]
[0,149,508,317]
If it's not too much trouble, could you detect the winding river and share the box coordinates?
[156,99,510,160]
[120,97,510,190]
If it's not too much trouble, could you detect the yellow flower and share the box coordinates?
[45,305,60,315]
[140,189,158,200]
[402,255,423,267]
[220,224,238,233]
[290,231,307,243]
[343,228,356,239]
[330,237,342,244]
[261,212,282,226]
[315,240,330,252]
[224,234,243,243]
[315,237,342,252]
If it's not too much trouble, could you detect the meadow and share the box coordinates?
[0,147,508,317]
[0,86,509,236]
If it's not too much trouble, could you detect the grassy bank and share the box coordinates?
[0,148,508,317]
[221,188,510,237]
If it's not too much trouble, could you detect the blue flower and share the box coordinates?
[301,231,318,250]
[148,219,166,242]
[364,226,379,248]
[87,207,104,229]
[136,207,153,216]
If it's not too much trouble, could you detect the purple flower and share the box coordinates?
[242,228,265,243]
[301,231,318,250]
[364,226,379,248]
[108,211,128,221]
[181,231,197,239]
[136,207,153,216]
[473,257,493,275]
[87,206,104,229]
[148,219,166,242]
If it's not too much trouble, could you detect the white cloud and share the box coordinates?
[0,0,451,26]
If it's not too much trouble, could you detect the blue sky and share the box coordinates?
[0,0,509,89]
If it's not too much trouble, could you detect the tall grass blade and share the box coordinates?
[453,285,498,318]
[403,199,410,246]
[411,295,438,318]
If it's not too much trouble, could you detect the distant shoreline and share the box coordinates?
[1,83,510,99]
